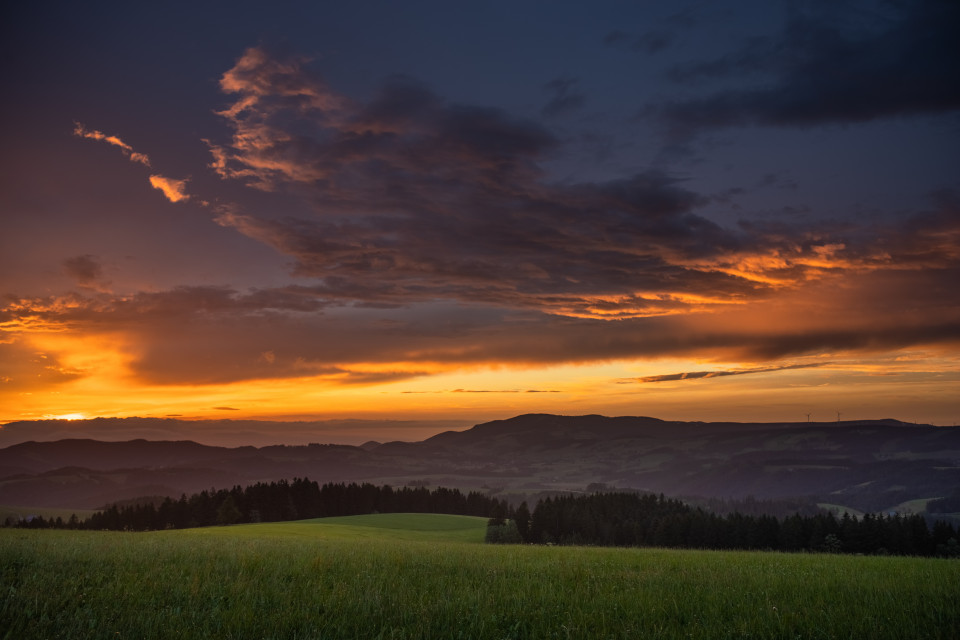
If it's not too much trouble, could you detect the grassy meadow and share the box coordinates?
[2,513,958,639]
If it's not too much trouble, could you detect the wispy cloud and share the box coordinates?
[622,363,826,384]
[75,122,193,204]
[148,175,190,203]
[73,123,151,166]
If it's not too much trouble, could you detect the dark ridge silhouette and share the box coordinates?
[1,414,956,512]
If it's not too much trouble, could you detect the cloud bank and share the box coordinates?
[6,41,957,393]
[205,47,960,326]
[654,0,960,134]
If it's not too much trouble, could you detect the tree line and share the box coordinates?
[10,479,507,531]
[486,492,959,557]
[10,479,958,557]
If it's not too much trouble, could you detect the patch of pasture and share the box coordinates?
[1,521,957,639]
[179,512,488,543]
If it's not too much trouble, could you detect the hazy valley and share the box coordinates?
[2,414,958,517]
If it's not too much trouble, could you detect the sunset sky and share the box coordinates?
[2,1,959,439]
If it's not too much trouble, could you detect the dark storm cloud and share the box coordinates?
[738,320,960,362]
[222,186,960,321]
[211,63,556,191]
[356,309,960,372]
[209,48,823,318]
[4,256,960,387]
[217,199,761,318]
[655,0,960,132]
[0,286,438,385]
[9,45,954,389]
[541,77,586,117]
[200,46,960,325]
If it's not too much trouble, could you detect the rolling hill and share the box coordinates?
[1,414,958,512]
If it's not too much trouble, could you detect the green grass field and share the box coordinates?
[182,513,490,543]
[2,513,957,639]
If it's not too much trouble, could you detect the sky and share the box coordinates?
[2,0,959,440]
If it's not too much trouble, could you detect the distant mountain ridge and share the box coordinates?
[0,416,467,448]
[1,414,957,512]
[0,438,238,475]
[420,413,926,451]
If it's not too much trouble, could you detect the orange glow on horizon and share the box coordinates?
[3,343,959,428]
[3,288,959,430]
[42,413,87,420]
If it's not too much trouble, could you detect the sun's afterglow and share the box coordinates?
[44,413,87,420]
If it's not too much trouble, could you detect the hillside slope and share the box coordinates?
[2,414,958,510]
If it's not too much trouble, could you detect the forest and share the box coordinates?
[8,479,505,531]
[9,480,959,558]
[489,492,960,557]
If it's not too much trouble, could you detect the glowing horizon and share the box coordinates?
[3,4,958,439]
[4,341,958,428]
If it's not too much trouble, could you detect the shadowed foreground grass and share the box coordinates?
[1,514,957,639]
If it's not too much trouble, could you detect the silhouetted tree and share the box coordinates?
[216,495,241,525]
[514,502,531,542]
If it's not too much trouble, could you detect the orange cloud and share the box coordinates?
[73,123,151,166]
[3,280,958,427]
[202,49,960,327]
[218,47,347,114]
[148,175,190,202]
[75,123,195,205]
